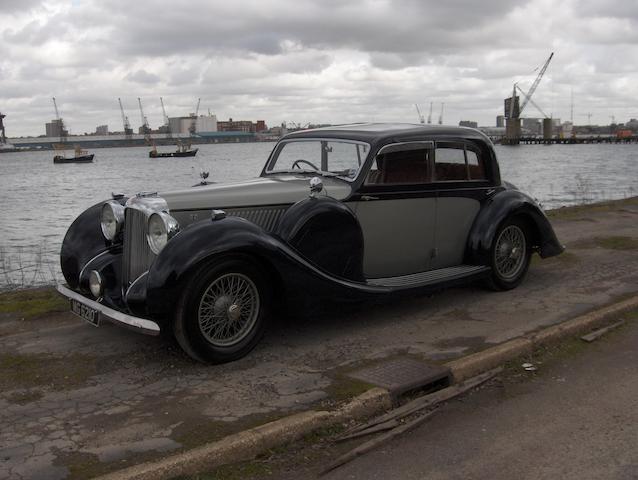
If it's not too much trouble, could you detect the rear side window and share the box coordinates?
[434,144,487,182]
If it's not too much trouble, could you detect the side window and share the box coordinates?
[365,144,432,185]
[435,147,467,181]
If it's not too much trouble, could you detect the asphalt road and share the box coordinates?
[1,199,638,479]
[315,315,638,480]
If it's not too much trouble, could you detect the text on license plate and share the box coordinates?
[70,299,100,327]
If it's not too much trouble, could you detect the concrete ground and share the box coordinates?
[1,198,638,480]
[275,310,638,480]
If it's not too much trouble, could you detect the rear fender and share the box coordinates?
[466,189,564,265]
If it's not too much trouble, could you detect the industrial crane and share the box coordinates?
[189,98,201,135]
[427,102,433,125]
[438,102,445,125]
[518,52,553,116]
[52,97,68,142]
[118,98,133,139]
[160,97,171,138]
[505,52,554,143]
[137,97,151,135]
[415,104,425,124]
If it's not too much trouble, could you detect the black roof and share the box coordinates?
[283,123,492,146]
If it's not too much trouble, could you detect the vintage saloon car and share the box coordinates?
[58,124,563,363]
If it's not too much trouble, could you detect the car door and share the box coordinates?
[351,141,436,278]
[430,140,491,269]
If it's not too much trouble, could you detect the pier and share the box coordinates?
[495,135,638,145]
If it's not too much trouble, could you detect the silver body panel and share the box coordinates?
[161,175,352,213]
[432,196,481,269]
[353,198,436,278]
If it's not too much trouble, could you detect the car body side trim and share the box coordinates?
[57,284,160,336]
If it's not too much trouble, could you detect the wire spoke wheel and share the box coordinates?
[197,273,260,347]
[494,224,527,281]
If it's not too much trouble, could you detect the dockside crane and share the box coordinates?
[427,102,433,124]
[438,102,444,125]
[118,98,133,140]
[137,97,151,136]
[160,97,171,138]
[189,98,201,136]
[415,104,425,124]
[52,97,68,142]
[505,52,554,144]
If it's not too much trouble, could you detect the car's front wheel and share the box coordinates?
[174,257,271,363]
[488,217,532,290]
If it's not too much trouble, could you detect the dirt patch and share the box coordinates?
[0,287,68,320]
[571,236,638,251]
[6,388,45,405]
[0,352,100,391]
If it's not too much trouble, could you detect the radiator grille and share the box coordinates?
[122,207,156,286]
[225,206,287,232]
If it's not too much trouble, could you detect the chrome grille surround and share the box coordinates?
[122,194,168,287]
[122,207,156,286]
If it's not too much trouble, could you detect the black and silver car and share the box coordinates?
[58,124,563,363]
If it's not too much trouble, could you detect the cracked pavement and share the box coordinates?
[1,200,638,479]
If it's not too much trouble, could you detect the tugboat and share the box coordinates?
[149,140,198,158]
[53,144,94,164]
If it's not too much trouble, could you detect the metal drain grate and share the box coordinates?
[347,357,452,399]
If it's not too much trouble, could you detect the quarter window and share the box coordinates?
[434,144,487,182]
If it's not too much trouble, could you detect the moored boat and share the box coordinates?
[53,145,94,164]
[149,141,198,158]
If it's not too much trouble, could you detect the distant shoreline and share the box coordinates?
[0,136,278,153]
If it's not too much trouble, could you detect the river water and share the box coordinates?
[1,142,637,289]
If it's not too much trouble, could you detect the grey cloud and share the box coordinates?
[125,69,161,84]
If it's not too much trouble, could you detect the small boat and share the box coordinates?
[53,145,94,164]
[149,141,198,158]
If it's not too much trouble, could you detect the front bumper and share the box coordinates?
[57,284,161,336]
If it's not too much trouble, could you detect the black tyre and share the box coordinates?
[173,257,271,364]
[487,217,532,291]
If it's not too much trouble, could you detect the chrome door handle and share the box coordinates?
[361,195,379,201]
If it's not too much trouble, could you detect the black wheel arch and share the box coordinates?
[465,189,563,266]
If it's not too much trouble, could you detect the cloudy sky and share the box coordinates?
[1,0,637,136]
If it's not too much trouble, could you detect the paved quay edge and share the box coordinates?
[94,294,638,480]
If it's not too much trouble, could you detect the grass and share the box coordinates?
[545,196,638,220]
[0,287,68,320]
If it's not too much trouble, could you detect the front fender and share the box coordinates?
[466,189,563,265]
[145,216,384,320]
[60,201,111,288]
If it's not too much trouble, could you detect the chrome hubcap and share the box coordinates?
[495,225,526,280]
[198,273,260,347]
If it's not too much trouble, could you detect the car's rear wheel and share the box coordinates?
[487,217,532,291]
[174,257,271,363]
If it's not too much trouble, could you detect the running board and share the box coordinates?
[367,265,490,289]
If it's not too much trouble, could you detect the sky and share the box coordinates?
[1,0,637,137]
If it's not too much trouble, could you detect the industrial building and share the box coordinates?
[45,119,67,138]
[168,114,218,135]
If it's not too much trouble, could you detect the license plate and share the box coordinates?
[70,299,100,327]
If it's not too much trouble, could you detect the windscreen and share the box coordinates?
[266,139,370,181]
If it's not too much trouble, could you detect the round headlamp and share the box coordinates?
[101,201,125,241]
[147,212,180,254]
[89,270,103,298]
